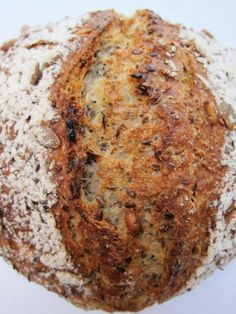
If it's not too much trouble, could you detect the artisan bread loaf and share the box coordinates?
[0,9,236,312]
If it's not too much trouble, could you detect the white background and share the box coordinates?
[0,1,236,314]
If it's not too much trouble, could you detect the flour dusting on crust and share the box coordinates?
[179,27,236,292]
[0,10,236,311]
[0,16,88,282]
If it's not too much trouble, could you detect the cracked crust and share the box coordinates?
[0,9,235,313]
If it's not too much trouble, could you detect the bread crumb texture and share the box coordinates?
[0,9,235,312]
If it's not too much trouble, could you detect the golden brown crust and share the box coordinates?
[0,38,17,53]
[50,10,226,311]
[0,9,229,312]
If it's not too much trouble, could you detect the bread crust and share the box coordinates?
[0,9,235,312]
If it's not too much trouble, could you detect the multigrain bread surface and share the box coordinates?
[0,10,236,312]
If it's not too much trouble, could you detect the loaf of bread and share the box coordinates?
[0,9,236,312]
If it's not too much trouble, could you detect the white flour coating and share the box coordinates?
[179,27,236,292]
[0,15,89,288]
[164,59,178,78]
[56,271,91,295]
[0,51,3,61]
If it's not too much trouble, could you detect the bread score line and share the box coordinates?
[0,9,236,312]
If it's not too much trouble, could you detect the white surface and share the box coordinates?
[0,1,236,313]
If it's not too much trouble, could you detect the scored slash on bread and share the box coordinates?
[0,9,236,312]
